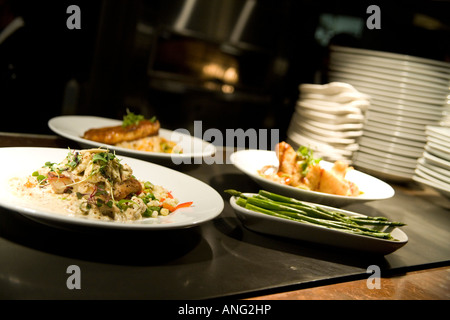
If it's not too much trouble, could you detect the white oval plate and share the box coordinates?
[353,152,416,174]
[329,60,450,85]
[328,72,449,95]
[301,117,364,131]
[230,194,408,255]
[366,109,440,126]
[416,163,450,185]
[422,151,450,170]
[0,147,224,230]
[328,64,449,90]
[230,150,394,207]
[362,129,426,148]
[368,104,443,121]
[330,53,450,79]
[297,99,368,115]
[290,119,363,139]
[358,136,424,158]
[364,125,427,143]
[298,82,362,95]
[364,119,426,137]
[366,112,427,131]
[367,93,446,111]
[418,157,450,180]
[426,126,450,140]
[353,160,413,183]
[48,116,216,165]
[297,108,365,124]
[358,137,423,159]
[412,175,450,199]
[353,86,447,106]
[330,45,450,70]
[329,76,447,100]
[427,136,450,151]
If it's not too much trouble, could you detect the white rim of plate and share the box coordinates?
[330,53,450,78]
[48,115,216,161]
[330,45,450,69]
[328,72,450,95]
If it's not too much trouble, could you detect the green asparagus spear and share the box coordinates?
[248,197,391,235]
[225,189,246,198]
[228,189,404,240]
[246,204,392,240]
[258,190,405,226]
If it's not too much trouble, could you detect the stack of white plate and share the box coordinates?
[327,45,450,182]
[440,91,450,127]
[413,126,450,198]
[286,82,370,163]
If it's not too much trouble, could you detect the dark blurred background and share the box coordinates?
[1,0,449,141]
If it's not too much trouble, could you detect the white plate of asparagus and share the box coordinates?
[227,189,408,255]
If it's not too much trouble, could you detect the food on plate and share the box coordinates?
[259,142,360,196]
[225,189,405,240]
[115,136,180,153]
[9,148,192,221]
[83,116,160,145]
[82,110,182,153]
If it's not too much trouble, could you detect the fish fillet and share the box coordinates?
[83,120,160,145]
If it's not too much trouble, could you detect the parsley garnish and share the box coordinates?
[66,150,81,169]
[122,109,156,128]
[92,152,116,164]
[32,171,47,184]
[296,146,321,176]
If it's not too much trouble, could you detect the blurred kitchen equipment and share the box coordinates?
[78,0,320,140]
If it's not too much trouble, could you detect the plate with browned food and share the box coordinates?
[230,142,394,207]
[0,147,224,229]
[48,112,216,165]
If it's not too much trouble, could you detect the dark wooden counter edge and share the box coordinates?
[1,132,449,300]
[247,264,450,300]
[0,132,77,147]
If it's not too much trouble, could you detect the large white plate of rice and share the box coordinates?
[0,147,224,230]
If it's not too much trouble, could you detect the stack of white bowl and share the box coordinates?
[286,82,370,163]
[327,45,450,182]
[413,126,450,198]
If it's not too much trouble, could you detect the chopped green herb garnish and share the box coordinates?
[32,171,47,183]
[95,190,108,196]
[296,146,321,176]
[66,150,81,169]
[96,198,105,207]
[92,152,116,164]
[122,109,156,128]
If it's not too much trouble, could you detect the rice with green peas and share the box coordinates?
[115,136,182,154]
